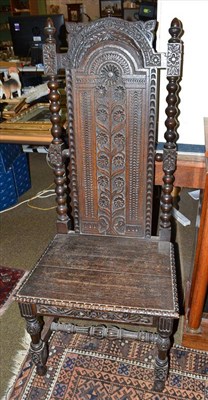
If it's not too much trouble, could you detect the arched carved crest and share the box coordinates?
[65,18,162,69]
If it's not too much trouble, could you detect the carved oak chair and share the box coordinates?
[15,17,183,392]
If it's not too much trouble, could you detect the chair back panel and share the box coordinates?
[66,19,161,238]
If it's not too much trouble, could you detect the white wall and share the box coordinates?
[157,0,208,145]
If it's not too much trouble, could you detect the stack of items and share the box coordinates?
[0,143,31,211]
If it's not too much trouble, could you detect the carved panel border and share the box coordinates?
[126,89,142,234]
[145,68,157,237]
[37,305,154,326]
[81,90,95,219]
[66,69,80,231]
[17,295,178,318]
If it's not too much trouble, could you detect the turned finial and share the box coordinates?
[44,18,56,43]
[169,18,183,42]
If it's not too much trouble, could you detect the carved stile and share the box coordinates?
[159,18,183,240]
[43,18,70,233]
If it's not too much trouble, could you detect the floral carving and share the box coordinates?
[113,177,124,190]
[113,154,125,168]
[147,54,161,66]
[167,43,182,76]
[113,176,124,190]
[113,106,125,122]
[99,194,109,208]
[100,64,120,86]
[114,85,125,101]
[95,58,127,235]
[114,195,125,209]
[96,85,107,97]
[97,106,108,122]
[114,132,125,147]
[98,154,109,168]
[98,176,109,188]
[96,128,109,147]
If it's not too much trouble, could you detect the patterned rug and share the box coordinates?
[0,266,27,316]
[7,330,208,399]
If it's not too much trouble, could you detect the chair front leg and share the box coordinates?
[19,303,48,376]
[154,317,173,392]
[26,316,48,376]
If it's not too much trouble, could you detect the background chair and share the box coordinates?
[15,16,183,392]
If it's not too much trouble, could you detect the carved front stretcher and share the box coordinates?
[15,17,183,392]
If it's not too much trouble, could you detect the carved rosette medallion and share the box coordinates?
[167,43,182,77]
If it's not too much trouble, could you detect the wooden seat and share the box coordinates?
[15,16,183,392]
[18,233,178,316]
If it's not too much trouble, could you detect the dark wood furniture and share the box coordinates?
[15,17,183,392]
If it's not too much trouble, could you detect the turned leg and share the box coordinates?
[154,317,173,392]
[26,316,48,376]
[19,304,48,376]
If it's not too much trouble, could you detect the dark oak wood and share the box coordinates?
[18,234,178,318]
[15,16,183,392]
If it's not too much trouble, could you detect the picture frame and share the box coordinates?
[123,8,139,21]
[1,98,26,119]
[100,0,123,18]
[67,3,83,22]
[0,103,66,131]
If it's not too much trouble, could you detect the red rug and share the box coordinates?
[7,330,208,399]
[0,266,27,316]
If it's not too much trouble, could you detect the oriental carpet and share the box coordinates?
[0,266,27,316]
[6,330,208,399]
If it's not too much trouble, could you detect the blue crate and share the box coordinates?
[0,144,31,211]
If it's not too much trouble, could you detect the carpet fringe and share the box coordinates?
[1,330,31,400]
